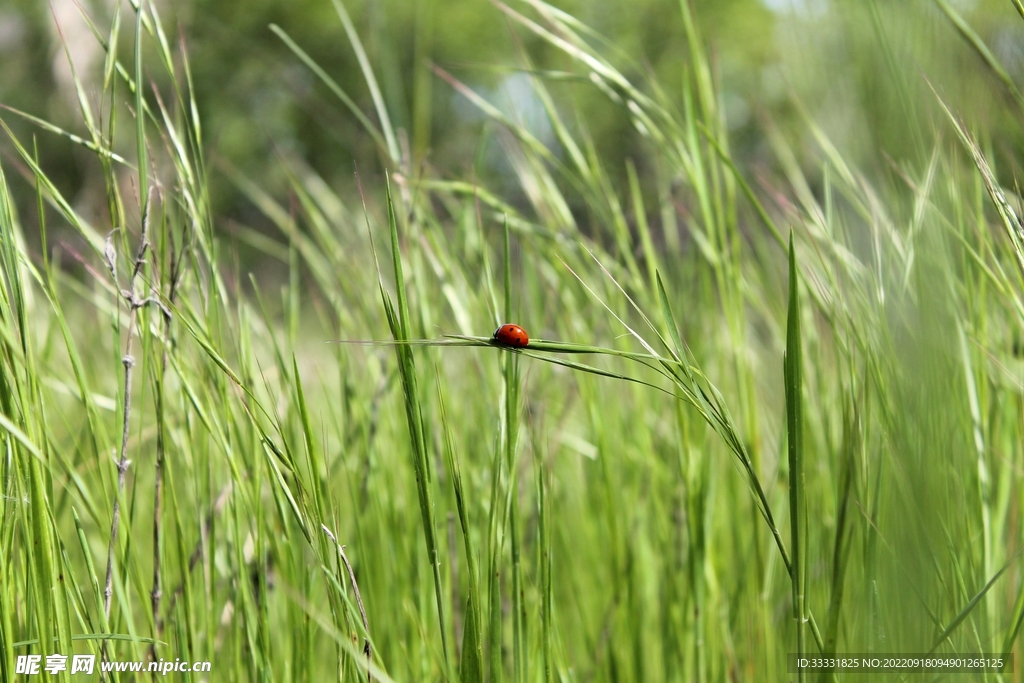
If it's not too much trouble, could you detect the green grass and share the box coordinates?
[2,0,1024,681]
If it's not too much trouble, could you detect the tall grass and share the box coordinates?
[1,0,1023,681]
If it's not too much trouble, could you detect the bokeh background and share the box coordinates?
[3,0,1023,245]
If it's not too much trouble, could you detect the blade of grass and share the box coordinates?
[784,233,806,678]
[377,179,452,676]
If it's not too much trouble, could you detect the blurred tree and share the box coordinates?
[1,0,1022,259]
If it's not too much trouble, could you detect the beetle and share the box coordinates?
[493,323,529,348]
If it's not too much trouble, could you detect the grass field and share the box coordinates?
[2,0,1024,681]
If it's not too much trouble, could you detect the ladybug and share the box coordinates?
[493,323,529,348]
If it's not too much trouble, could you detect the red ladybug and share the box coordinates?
[493,323,529,348]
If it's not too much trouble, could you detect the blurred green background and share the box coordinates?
[2,0,1023,248]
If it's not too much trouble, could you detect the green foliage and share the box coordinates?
[1,1,1024,681]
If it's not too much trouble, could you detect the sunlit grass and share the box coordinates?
[1,1,1023,682]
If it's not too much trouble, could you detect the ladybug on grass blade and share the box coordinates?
[493,323,529,348]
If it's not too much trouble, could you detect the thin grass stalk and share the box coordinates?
[532,425,553,683]
[502,220,526,683]
[437,373,484,682]
[102,193,156,622]
[133,0,148,222]
[818,397,857,683]
[486,445,505,683]
[785,234,806,681]
[102,0,152,632]
[676,401,706,683]
[150,177,186,665]
[378,180,452,676]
